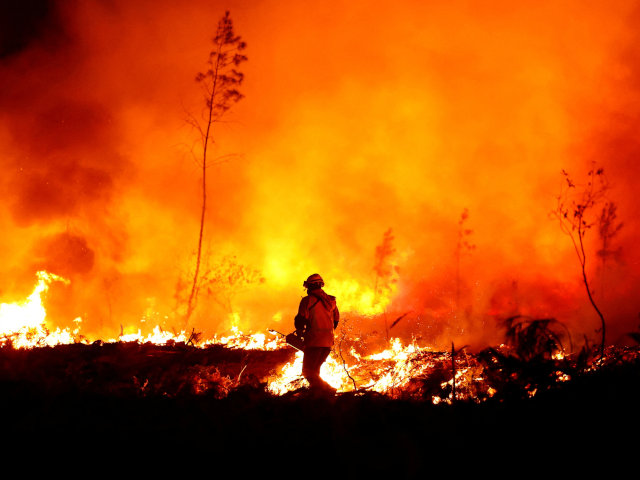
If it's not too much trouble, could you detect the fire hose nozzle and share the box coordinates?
[268,328,285,337]
[269,328,304,351]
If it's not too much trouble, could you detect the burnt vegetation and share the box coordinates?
[2,325,640,472]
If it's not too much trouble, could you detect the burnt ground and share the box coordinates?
[1,342,638,476]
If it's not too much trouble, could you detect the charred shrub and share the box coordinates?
[479,316,574,400]
[503,316,568,361]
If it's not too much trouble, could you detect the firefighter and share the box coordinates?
[295,273,339,392]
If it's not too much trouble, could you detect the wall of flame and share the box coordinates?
[1,0,639,349]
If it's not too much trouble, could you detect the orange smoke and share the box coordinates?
[1,0,640,349]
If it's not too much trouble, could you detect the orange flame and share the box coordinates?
[0,271,81,348]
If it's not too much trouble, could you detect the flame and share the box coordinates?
[205,326,281,350]
[107,326,189,344]
[267,351,350,395]
[331,279,396,316]
[0,267,538,401]
[0,272,285,351]
[105,324,285,350]
[267,336,485,399]
[0,271,81,349]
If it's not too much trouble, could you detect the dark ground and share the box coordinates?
[1,342,638,476]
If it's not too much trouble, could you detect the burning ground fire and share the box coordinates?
[0,272,279,350]
[0,272,477,399]
[265,338,487,403]
[0,271,81,349]
[4,271,637,402]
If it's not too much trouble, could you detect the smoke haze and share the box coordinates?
[1,0,639,349]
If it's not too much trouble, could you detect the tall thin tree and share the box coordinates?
[184,11,247,326]
[553,164,610,358]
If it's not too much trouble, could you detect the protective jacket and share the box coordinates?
[295,289,339,348]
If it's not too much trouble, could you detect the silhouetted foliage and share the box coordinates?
[503,316,567,362]
[201,254,265,313]
[476,316,575,400]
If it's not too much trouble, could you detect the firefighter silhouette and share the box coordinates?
[294,273,339,392]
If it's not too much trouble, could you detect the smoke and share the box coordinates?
[0,0,66,59]
[0,0,639,348]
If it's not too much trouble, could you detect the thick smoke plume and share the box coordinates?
[1,0,639,349]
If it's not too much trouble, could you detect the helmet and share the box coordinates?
[303,273,324,288]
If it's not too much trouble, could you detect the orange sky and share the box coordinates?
[1,0,639,349]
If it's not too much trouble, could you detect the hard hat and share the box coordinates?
[303,273,324,288]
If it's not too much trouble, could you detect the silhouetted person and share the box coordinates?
[295,273,339,392]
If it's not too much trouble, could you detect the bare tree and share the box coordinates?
[201,254,264,314]
[553,164,610,358]
[183,11,247,326]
